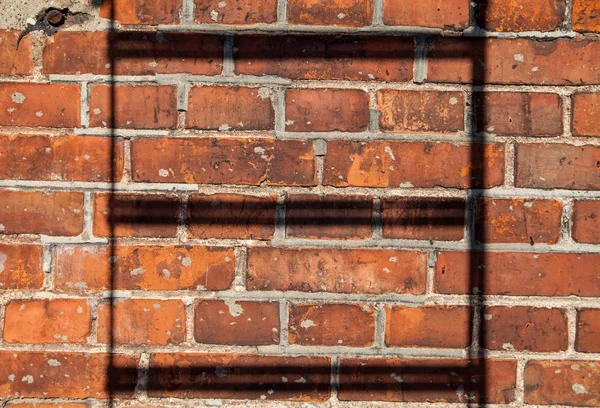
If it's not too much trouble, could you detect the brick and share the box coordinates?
[573,0,600,32]
[55,245,234,291]
[428,38,600,85]
[248,247,427,294]
[286,194,373,240]
[338,358,516,403]
[194,0,277,23]
[0,244,43,289]
[515,143,600,190]
[524,361,600,406]
[234,35,413,81]
[475,198,563,244]
[475,92,563,136]
[0,352,138,398]
[93,193,179,238]
[99,0,181,24]
[288,0,372,26]
[7,404,89,408]
[573,92,600,137]
[194,300,279,345]
[573,201,600,243]
[44,31,223,75]
[97,299,185,345]
[288,303,375,347]
[0,190,84,236]
[382,197,466,241]
[385,306,471,348]
[187,86,274,130]
[483,307,568,352]
[576,309,600,352]
[384,0,469,30]
[148,353,331,400]
[324,141,505,188]
[0,83,80,128]
[435,251,600,296]
[479,0,565,31]
[0,30,33,76]
[89,85,177,129]
[188,194,276,239]
[286,89,369,132]
[0,134,123,182]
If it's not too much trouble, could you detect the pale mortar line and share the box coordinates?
[122,138,132,183]
[232,246,248,290]
[80,81,90,128]
[181,0,195,24]
[425,249,438,295]
[330,355,340,403]
[367,90,379,132]
[177,193,190,244]
[563,0,574,31]
[176,80,190,111]
[82,191,95,241]
[372,197,382,239]
[42,244,53,274]
[560,199,574,244]
[274,87,287,133]
[515,359,526,404]
[277,0,288,23]
[412,36,428,84]
[562,93,573,138]
[74,128,170,136]
[184,300,196,344]
[566,307,578,352]
[504,140,516,188]
[274,193,287,240]
[372,0,384,26]
[134,352,151,401]
[373,305,386,348]
[222,35,235,75]
[279,299,289,346]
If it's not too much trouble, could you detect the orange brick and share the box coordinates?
[7,404,90,408]
[99,0,181,24]
[0,244,43,289]
[573,0,600,32]
[479,0,565,31]
[576,309,600,353]
[572,92,600,137]
[384,0,469,29]
[194,0,277,23]
[0,30,33,76]
[288,0,373,26]
[572,200,600,243]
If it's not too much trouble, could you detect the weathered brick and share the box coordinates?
[288,0,372,26]
[194,0,277,23]
[0,190,84,236]
[286,89,370,132]
[382,197,466,241]
[572,92,600,137]
[0,30,33,76]
[98,299,185,345]
[195,300,279,345]
[286,194,373,240]
[476,198,563,244]
[248,247,427,294]
[188,194,276,239]
[99,0,181,24]
[0,134,123,182]
[4,300,91,344]
[385,305,471,348]
[289,303,375,347]
[576,309,600,353]
[0,83,80,128]
[187,86,274,130]
[572,200,600,243]
[7,404,89,408]
[131,137,315,186]
[377,90,464,134]
[515,143,600,190]
[0,244,43,289]
[324,141,505,188]
[479,0,565,31]
[475,92,563,136]
[435,251,600,296]
[385,0,468,28]
[573,0,600,32]
[54,245,234,291]
[234,35,413,81]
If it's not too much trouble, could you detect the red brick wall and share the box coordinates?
[0,0,600,406]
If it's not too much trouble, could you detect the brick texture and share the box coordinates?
[383,0,470,29]
[572,200,600,243]
[479,0,566,32]
[288,0,373,26]
[0,31,33,76]
[573,0,600,32]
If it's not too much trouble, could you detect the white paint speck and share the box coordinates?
[47,359,61,366]
[8,374,15,381]
[218,1,227,7]
[35,111,43,117]
[130,267,145,276]
[337,12,345,19]
[224,299,244,317]
[148,61,158,67]
[218,124,231,131]
[502,343,515,351]
[182,257,192,267]
[514,54,525,62]
[158,169,169,178]
[210,10,219,21]
[384,146,396,161]
[21,375,34,384]
[93,108,101,115]
[449,97,458,105]
[572,384,587,394]
[11,92,25,104]
[300,319,316,329]
[76,306,83,314]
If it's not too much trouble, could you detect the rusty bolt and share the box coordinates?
[45,10,65,27]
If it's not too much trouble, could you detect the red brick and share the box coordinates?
[476,198,563,244]
[476,92,563,136]
[148,353,331,400]
[0,244,43,289]
[286,89,369,132]
[195,300,279,345]
[384,0,469,29]
[573,92,600,137]
[187,86,274,130]
[98,299,185,345]
[286,194,373,240]
[382,197,466,241]
[289,303,375,347]
[248,247,427,294]
[54,245,234,291]
[99,0,181,24]
[524,361,600,406]
[338,358,516,403]
[515,143,600,190]
[479,0,565,31]
[0,134,123,182]
[324,141,505,188]
[573,200,600,243]
[483,307,568,352]
[573,0,600,32]
[0,30,33,76]
[235,35,413,81]
[89,85,177,129]
[44,31,223,75]
[435,251,600,296]
[385,305,471,348]
[0,83,80,128]
[576,309,600,352]
[428,38,600,85]
[0,190,84,236]
[7,404,89,408]
[131,137,315,186]
[377,90,464,134]
[93,193,179,238]
[194,0,277,23]
[288,0,372,26]
[188,194,276,239]
[0,352,138,398]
